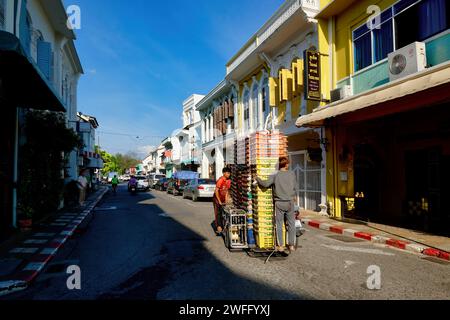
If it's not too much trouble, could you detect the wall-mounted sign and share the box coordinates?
[78,122,91,133]
[304,50,321,101]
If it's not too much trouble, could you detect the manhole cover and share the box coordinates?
[326,235,365,243]
[422,257,450,266]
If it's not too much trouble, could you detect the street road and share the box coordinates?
[5,184,450,300]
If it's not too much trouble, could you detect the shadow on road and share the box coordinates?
[96,196,309,300]
[4,185,310,300]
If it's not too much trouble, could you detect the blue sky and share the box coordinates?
[65,0,284,158]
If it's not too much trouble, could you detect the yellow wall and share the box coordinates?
[334,0,397,81]
[319,0,397,218]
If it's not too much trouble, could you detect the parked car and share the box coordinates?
[183,179,216,201]
[167,178,191,196]
[148,173,166,189]
[128,175,149,191]
[154,178,170,191]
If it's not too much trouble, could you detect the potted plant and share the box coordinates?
[17,205,33,232]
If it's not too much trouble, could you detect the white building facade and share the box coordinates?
[180,94,204,174]
[197,81,239,180]
[1,0,84,181]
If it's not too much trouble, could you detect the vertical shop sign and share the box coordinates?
[304,50,321,101]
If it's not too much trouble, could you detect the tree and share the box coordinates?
[99,150,140,175]
[99,150,120,175]
[18,110,83,220]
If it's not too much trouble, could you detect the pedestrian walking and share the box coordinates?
[77,169,88,207]
[214,167,232,235]
[254,156,299,253]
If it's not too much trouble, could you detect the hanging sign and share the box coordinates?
[304,50,321,101]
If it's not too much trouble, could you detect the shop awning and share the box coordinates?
[0,31,65,112]
[296,61,450,128]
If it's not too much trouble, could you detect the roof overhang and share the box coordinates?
[226,1,318,82]
[0,31,65,112]
[296,61,450,128]
[315,0,358,19]
[41,0,76,40]
[196,80,230,111]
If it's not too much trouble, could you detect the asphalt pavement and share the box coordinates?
[3,184,450,300]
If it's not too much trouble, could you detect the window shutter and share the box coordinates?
[19,0,30,55]
[292,60,304,95]
[279,69,291,102]
[0,0,5,29]
[228,100,234,118]
[37,40,52,81]
[269,77,279,107]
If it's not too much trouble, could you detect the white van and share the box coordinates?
[148,173,166,188]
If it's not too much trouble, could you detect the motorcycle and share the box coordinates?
[128,181,138,195]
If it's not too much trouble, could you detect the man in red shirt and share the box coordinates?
[214,167,232,234]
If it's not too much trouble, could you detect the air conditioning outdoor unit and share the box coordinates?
[388,42,427,82]
[330,85,353,103]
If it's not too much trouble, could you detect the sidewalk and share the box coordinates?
[300,211,450,261]
[0,186,109,296]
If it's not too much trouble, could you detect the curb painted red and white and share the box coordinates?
[0,188,108,296]
[301,218,450,261]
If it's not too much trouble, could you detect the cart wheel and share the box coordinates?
[224,228,230,249]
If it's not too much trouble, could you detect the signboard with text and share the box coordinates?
[304,50,321,101]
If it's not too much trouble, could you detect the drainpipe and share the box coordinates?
[12,107,19,228]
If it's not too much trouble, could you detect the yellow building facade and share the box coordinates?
[297,0,450,235]
[226,0,330,213]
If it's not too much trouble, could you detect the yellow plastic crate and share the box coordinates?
[254,233,275,249]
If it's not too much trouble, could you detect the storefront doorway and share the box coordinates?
[289,151,321,211]
[353,143,380,221]
[0,107,14,238]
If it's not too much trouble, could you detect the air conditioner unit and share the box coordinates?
[330,85,353,102]
[388,42,427,82]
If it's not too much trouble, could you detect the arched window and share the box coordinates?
[261,77,270,125]
[31,29,43,64]
[0,0,6,30]
[251,84,259,131]
[21,12,32,55]
[243,90,250,132]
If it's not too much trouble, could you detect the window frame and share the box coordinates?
[243,90,250,132]
[353,5,395,72]
[0,0,6,30]
[352,0,449,73]
[251,83,259,131]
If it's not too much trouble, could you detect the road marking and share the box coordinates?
[95,206,117,211]
[24,239,48,245]
[34,233,56,237]
[40,248,59,256]
[344,260,357,269]
[10,248,40,254]
[23,262,46,272]
[322,244,395,256]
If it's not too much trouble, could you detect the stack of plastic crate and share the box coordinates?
[249,131,289,249]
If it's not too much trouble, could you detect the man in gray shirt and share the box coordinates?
[255,157,299,253]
